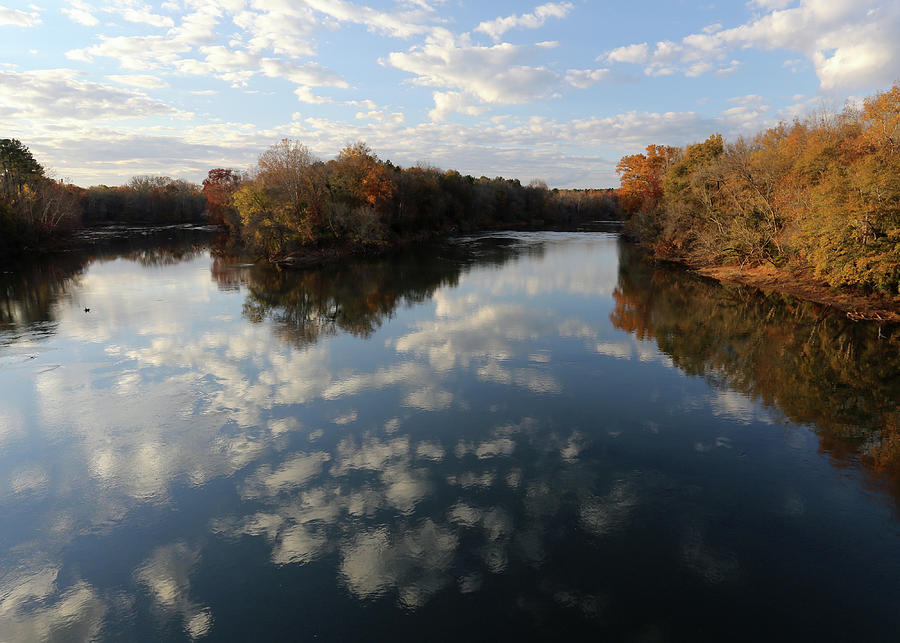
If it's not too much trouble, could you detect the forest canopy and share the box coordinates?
[221,139,618,259]
[0,137,616,260]
[615,83,900,294]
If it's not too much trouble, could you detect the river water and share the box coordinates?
[1,227,898,641]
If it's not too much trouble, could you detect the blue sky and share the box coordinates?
[1,0,898,187]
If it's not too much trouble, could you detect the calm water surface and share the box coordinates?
[1,227,899,641]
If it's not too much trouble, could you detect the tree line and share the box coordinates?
[0,138,208,256]
[0,138,82,256]
[615,83,900,294]
[205,139,617,260]
[0,137,617,261]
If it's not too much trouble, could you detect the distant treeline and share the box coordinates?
[0,137,616,260]
[80,176,206,224]
[0,139,207,256]
[615,83,900,294]
[206,140,617,259]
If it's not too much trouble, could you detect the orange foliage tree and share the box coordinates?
[202,168,243,227]
[615,82,900,293]
[615,144,680,216]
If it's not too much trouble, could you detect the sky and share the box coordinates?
[1,0,899,188]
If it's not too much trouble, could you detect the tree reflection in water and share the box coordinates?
[0,226,215,342]
[213,236,541,348]
[611,242,900,499]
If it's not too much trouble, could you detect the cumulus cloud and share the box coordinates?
[569,110,718,148]
[304,0,438,39]
[111,3,174,28]
[259,58,348,87]
[474,2,573,41]
[67,35,191,70]
[168,4,222,45]
[604,42,649,64]
[604,0,900,91]
[355,109,405,124]
[565,68,610,89]
[173,45,259,84]
[0,68,183,121]
[0,4,42,27]
[61,0,98,26]
[10,91,775,189]
[294,86,334,104]
[107,73,170,89]
[387,29,559,104]
[428,91,489,121]
[232,1,319,57]
[12,0,879,189]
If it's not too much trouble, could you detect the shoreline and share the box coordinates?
[668,258,900,323]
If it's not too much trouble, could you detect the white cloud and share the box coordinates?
[303,0,437,39]
[232,1,319,57]
[107,73,170,89]
[565,68,610,89]
[716,60,741,76]
[0,4,42,27]
[111,3,174,28]
[169,4,222,45]
[605,0,900,91]
[355,109,405,124]
[387,30,559,104]
[0,68,183,121]
[569,110,717,148]
[294,86,333,104]
[13,1,880,189]
[67,35,191,70]
[428,91,488,121]
[10,91,777,189]
[605,42,648,64]
[259,58,347,87]
[174,45,258,84]
[474,2,573,41]
[61,0,97,26]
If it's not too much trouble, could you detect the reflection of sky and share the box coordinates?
[1,233,898,640]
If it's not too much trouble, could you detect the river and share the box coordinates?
[1,226,898,641]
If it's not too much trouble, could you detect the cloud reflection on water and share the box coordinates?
[0,230,813,638]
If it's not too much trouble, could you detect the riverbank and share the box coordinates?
[670,258,900,323]
[272,240,390,267]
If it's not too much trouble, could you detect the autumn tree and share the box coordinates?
[616,83,900,292]
[615,144,680,216]
[224,139,615,258]
[323,141,395,243]
[232,139,328,257]
[202,168,243,228]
